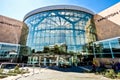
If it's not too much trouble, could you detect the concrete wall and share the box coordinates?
[94,2,120,40]
[0,15,28,44]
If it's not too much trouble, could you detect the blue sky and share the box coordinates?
[0,0,119,21]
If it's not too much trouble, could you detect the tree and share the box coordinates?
[36,51,43,54]
[43,46,50,53]
[59,44,68,55]
[54,45,59,54]
[68,51,75,56]
[32,49,35,53]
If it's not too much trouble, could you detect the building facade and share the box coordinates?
[93,2,120,59]
[24,5,96,53]
[0,42,20,62]
[0,15,28,45]
[94,2,120,40]
[93,37,120,58]
[0,15,29,62]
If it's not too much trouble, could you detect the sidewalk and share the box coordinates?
[17,67,111,80]
[0,67,112,80]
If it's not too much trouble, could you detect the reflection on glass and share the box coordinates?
[93,38,120,58]
[25,10,95,52]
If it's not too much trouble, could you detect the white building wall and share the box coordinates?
[98,2,120,26]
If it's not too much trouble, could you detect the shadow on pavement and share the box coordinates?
[46,66,93,73]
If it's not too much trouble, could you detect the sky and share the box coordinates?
[0,0,119,21]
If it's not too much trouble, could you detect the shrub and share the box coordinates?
[104,69,116,79]
[0,69,3,74]
[8,66,29,75]
[117,72,120,79]
[7,70,17,76]
[14,65,20,71]
[13,65,22,74]
[8,70,14,73]
[7,73,17,76]
[20,69,26,74]
[0,75,7,78]
[14,69,21,74]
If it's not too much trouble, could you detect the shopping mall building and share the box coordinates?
[0,2,120,66]
[0,15,30,63]
[24,5,96,53]
[93,2,120,59]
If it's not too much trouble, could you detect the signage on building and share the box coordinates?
[97,10,120,22]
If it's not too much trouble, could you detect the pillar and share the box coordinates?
[44,57,46,66]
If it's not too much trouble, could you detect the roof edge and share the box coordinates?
[23,5,94,21]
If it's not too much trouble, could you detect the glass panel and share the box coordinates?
[25,9,93,52]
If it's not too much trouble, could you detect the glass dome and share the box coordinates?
[24,5,96,52]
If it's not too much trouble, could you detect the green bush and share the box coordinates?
[0,69,3,74]
[104,69,116,79]
[13,65,22,74]
[14,66,29,74]
[20,69,26,74]
[0,66,29,78]
[93,68,120,79]
[7,66,29,76]
[14,65,20,71]
[14,69,21,74]
[8,70,14,73]
[7,73,17,76]
[0,75,7,78]
[117,72,120,79]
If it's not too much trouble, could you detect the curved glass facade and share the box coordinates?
[24,9,96,52]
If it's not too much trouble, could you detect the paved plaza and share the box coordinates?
[1,67,113,80]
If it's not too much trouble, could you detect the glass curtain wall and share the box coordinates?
[25,10,95,52]
[93,37,120,58]
[0,43,20,58]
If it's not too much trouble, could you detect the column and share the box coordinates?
[56,55,59,66]
[109,41,114,58]
[44,57,46,66]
